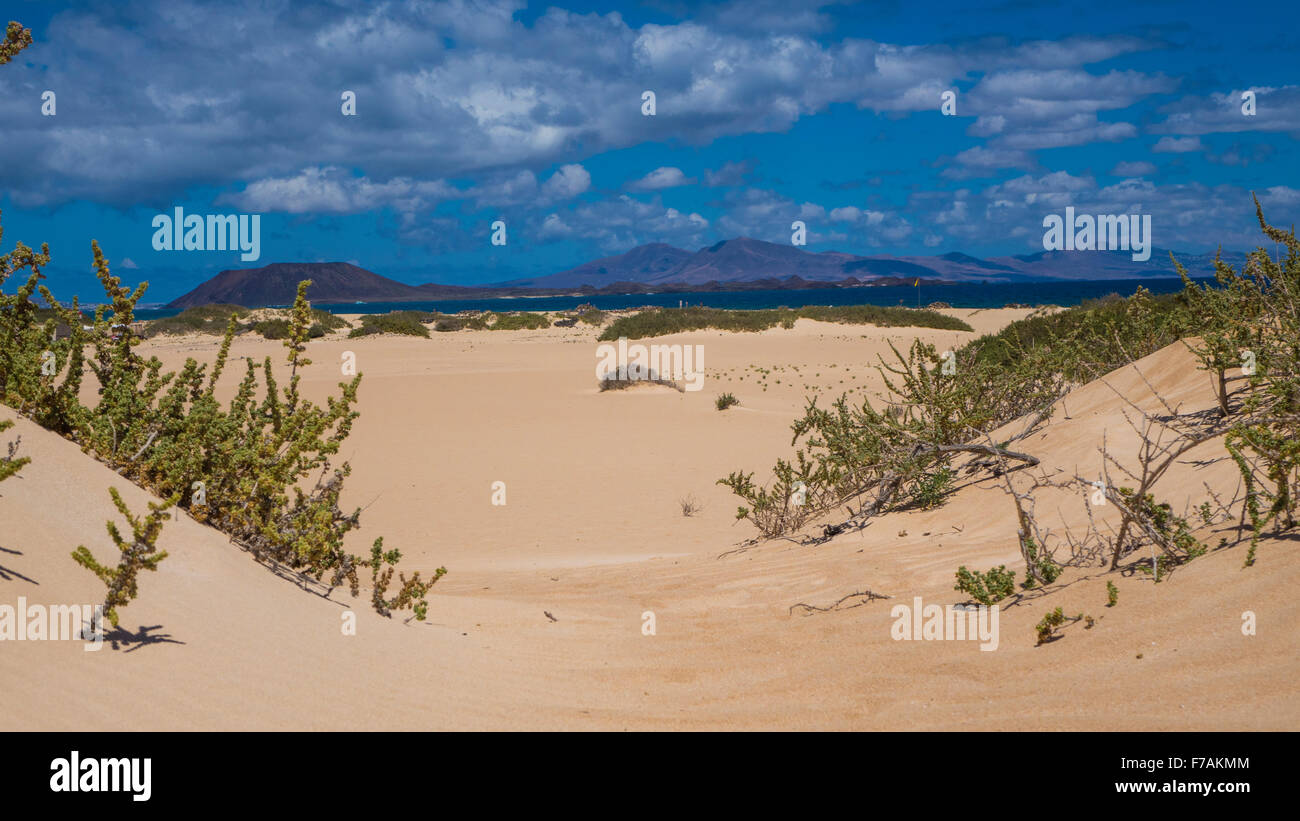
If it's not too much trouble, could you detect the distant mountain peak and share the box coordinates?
[166,261,426,308]
[167,238,1246,309]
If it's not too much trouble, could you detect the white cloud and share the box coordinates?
[1154,86,1300,136]
[540,164,591,201]
[0,2,1169,209]
[627,167,694,191]
[225,167,456,214]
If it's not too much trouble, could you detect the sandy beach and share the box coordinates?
[0,308,1294,730]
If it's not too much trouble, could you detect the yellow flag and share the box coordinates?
[914,279,919,287]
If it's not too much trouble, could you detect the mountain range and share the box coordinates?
[165,237,1242,309]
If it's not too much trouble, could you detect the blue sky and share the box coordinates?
[0,0,1296,302]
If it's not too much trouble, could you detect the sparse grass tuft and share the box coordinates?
[680,494,701,517]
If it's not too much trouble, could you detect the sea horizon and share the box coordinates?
[133,276,1206,319]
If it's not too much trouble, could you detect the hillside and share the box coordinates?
[166,262,427,308]
[0,327,1293,730]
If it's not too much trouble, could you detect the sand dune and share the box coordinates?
[1,311,1294,730]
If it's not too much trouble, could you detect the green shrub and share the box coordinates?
[348,312,431,338]
[310,309,350,332]
[70,487,174,629]
[719,338,1055,536]
[142,304,250,337]
[954,564,1016,606]
[0,213,446,621]
[718,280,1204,538]
[0,418,28,484]
[1114,487,1206,576]
[367,537,447,621]
[715,392,739,411]
[1189,200,1300,565]
[251,317,291,339]
[488,311,550,331]
[1035,607,1067,645]
[1021,538,1062,587]
[1106,580,1119,607]
[911,467,953,510]
[600,305,971,341]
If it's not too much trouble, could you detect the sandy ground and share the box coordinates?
[1,309,1295,730]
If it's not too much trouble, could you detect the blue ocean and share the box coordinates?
[136,276,1205,320]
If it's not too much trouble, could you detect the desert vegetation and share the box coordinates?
[599,304,971,341]
[70,488,174,629]
[348,310,434,338]
[0,417,27,485]
[720,199,1297,638]
[0,211,446,623]
[144,304,349,340]
[348,308,553,337]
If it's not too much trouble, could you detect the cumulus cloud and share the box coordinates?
[944,146,1038,178]
[223,167,457,214]
[1153,86,1300,136]
[0,1,1168,210]
[627,167,694,191]
[540,164,592,201]
[954,68,1174,152]
[530,194,709,251]
[907,172,1289,254]
[0,0,1289,265]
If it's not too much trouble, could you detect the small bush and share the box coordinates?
[0,216,447,621]
[911,467,954,510]
[600,305,971,341]
[348,312,431,338]
[251,318,291,339]
[1106,580,1119,607]
[954,564,1016,606]
[715,392,739,411]
[0,418,28,484]
[310,309,350,332]
[1035,607,1067,645]
[143,304,250,337]
[1022,538,1062,587]
[70,488,174,629]
[488,311,550,331]
[367,537,447,621]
